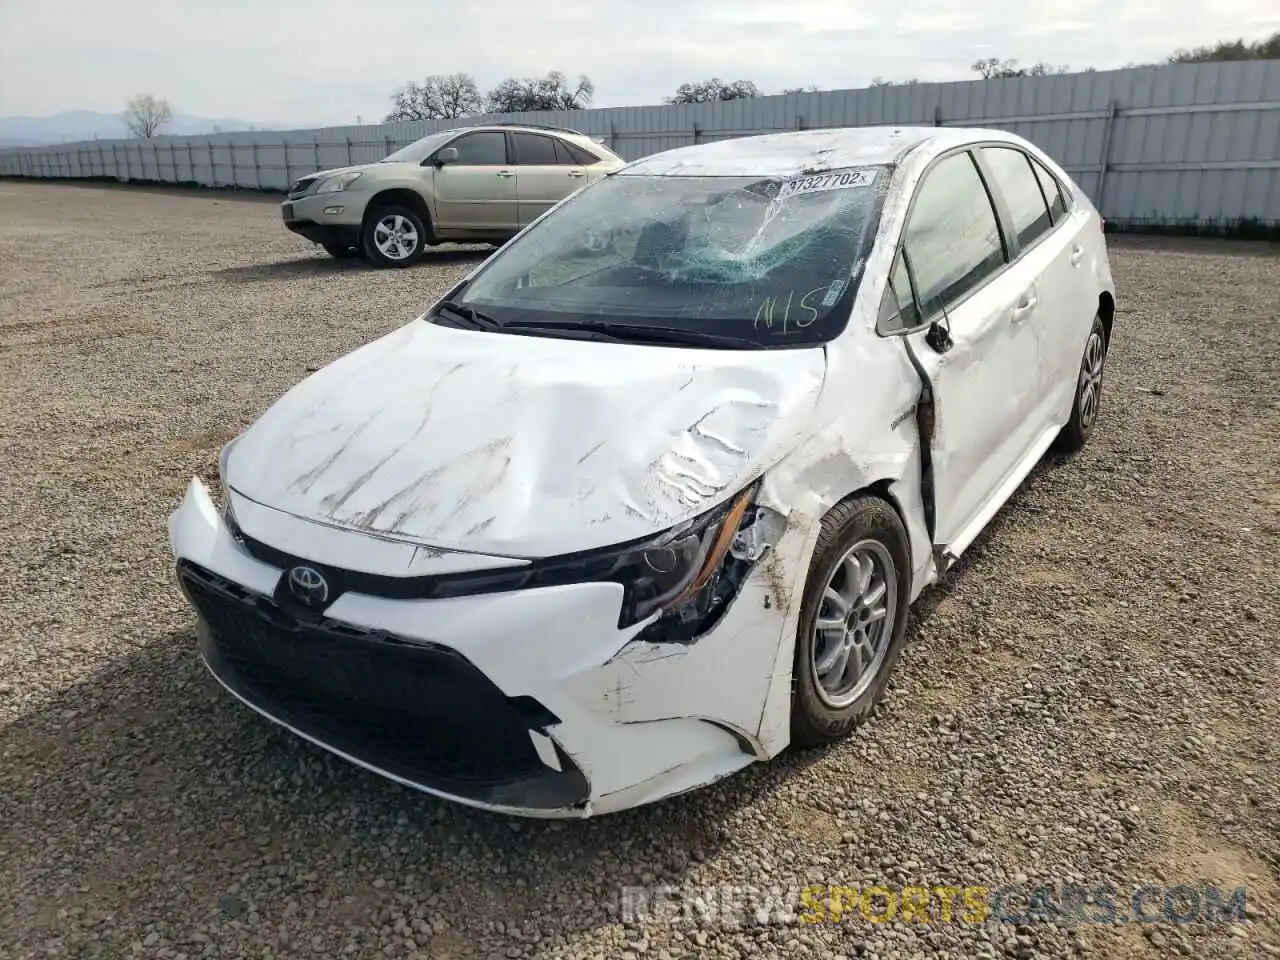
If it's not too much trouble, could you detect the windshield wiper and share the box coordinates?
[434,300,503,330]
[499,319,764,350]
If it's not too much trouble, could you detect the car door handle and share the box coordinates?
[1070,245,1084,267]
[1011,290,1039,321]
[496,170,515,178]
[567,169,585,178]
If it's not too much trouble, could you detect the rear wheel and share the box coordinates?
[1056,313,1107,453]
[790,496,912,748]
[362,205,427,267]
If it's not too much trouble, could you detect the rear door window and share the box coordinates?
[511,133,559,165]
[979,146,1055,250]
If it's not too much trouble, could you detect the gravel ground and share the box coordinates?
[0,180,1276,960]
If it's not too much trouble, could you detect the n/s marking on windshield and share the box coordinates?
[754,279,848,334]
[754,287,824,333]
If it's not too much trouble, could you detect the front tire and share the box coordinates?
[361,205,427,268]
[791,495,912,748]
[1056,313,1108,453]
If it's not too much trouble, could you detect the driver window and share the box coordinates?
[902,151,1006,321]
[447,132,507,165]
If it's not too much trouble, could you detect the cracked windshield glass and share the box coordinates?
[453,167,891,346]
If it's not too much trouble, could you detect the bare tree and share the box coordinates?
[386,73,483,121]
[972,58,1070,79]
[123,94,174,138]
[486,72,594,113]
[868,77,920,87]
[665,78,762,104]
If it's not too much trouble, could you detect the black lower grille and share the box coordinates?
[178,560,589,809]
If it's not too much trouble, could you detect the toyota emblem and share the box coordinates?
[287,565,329,607]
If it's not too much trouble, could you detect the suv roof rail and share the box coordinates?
[481,121,588,137]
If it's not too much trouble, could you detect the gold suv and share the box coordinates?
[281,122,626,266]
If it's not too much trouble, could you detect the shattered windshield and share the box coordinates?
[448,167,891,347]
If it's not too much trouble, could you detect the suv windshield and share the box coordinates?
[445,167,891,347]
[380,130,459,164]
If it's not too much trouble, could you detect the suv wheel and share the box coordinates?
[362,205,427,268]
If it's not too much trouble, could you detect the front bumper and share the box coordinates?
[180,559,591,810]
[166,479,797,817]
[282,193,365,247]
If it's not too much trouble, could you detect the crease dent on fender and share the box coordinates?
[637,394,774,517]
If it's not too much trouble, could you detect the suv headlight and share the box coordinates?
[316,172,363,194]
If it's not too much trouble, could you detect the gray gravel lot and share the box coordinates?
[0,180,1276,960]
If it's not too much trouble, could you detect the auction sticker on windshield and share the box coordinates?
[779,167,878,199]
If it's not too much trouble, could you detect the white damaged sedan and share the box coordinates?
[169,125,1115,818]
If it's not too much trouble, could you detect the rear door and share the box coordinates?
[974,145,1097,426]
[878,148,1046,560]
[431,131,518,232]
[510,132,589,226]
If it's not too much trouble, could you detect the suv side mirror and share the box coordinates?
[433,147,459,166]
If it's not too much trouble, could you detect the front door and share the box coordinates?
[510,132,589,226]
[887,149,1046,557]
[431,131,518,232]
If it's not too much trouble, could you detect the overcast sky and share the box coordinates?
[1,0,1277,125]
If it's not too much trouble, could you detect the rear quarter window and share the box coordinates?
[980,146,1055,249]
[1030,156,1069,224]
[560,140,603,165]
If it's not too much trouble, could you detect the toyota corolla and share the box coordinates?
[169,125,1116,818]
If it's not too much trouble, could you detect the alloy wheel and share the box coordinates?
[811,539,898,708]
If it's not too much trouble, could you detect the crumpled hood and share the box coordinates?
[226,319,827,558]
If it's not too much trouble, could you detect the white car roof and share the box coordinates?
[618,125,1026,179]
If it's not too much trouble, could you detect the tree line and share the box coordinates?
[120,31,1279,137]
[386,70,595,120]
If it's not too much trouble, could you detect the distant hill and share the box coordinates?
[0,110,300,145]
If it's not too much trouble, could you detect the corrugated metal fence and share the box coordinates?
[2,60,1278,229]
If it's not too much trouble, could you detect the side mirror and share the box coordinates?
[434,147,459,166]
[926,319,953,354]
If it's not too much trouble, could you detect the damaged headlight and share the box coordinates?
[260,479,779,643]
[616,481,764,642]
[217,438,239,531]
